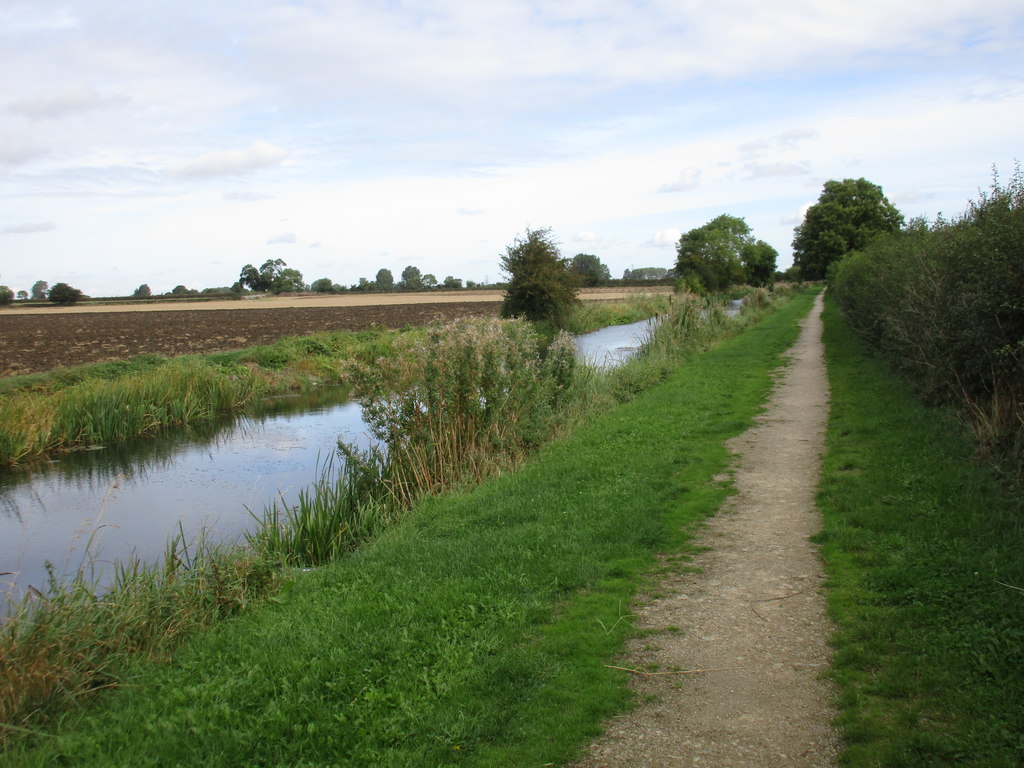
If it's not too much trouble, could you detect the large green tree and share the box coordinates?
[500,227,579,327]
[742,240,778,287]
[792,177,904,279]
[675,214,753,292]
[238,259,287,292]
[398,266,423,291]
[271,268,305,294]
[570,253,611,286]
[48,282,83,305]
[375,268,394,291]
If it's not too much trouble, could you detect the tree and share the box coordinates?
[623,267,670,281]
[238,259,287,292]
[443,275,463,290]
[499,227,579,327]
[49,282,83,305]
[422,273,438,289]
[570,253,611,286]
[792,177,904,279]
[399,265,423,291]
[0,286,13,306]
[16,290,28,301]
[31,280,49,300]
[132,284,152,298]
[375,268,394,292]
[310,277,335,293]
[742,240,778,287]
[271,268,305,294]
[170,285,197,296]
[675,214,753,292]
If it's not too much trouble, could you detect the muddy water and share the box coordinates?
[1,322,657,600]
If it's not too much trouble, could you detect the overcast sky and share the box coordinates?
[1,1,1021,296]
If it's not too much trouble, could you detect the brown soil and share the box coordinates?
[0,301,500,376]
[573,292,838,767]
[0,287,671,376]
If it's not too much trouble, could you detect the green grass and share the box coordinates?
[1,292,817,766]
[0,328,402,467]
[818,296,1024,767]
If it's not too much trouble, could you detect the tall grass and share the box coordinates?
[352,317,578,507]
[562,292,672,335]
[0,328,402,468]
[1,530,279,740]
[246,447,395,567]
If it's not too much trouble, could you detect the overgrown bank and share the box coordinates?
[2,289,812,764]
[818,297,1024,766]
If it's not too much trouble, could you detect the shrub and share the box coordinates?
[831,165,1024,467]
[48,282,84,305]
[500,227,580,328]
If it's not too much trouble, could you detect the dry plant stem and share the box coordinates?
[604,665,748,676]
[575,291,838,768]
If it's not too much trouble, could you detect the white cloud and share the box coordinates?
[646,228,681,248]
[222,190,274,201]
[171,141,289,179]
[2,221,57,234]
[8,84,128,119]
[266,232,297,245]
[658,167,702,193]
[573,230,599,243]
[745,162,812,179]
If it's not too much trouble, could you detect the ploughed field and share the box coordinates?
[0,300,501,376]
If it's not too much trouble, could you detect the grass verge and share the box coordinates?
[818,296,1024,766]
[2,292,816,765]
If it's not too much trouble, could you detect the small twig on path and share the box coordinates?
[750,587,810,621]
[604,664,746,676]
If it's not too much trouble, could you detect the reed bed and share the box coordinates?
[353,317,578,507]
[247,448,396,567]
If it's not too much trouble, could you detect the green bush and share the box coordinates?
[830,165,1024,466]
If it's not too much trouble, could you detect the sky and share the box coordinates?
[1,1,1022,297]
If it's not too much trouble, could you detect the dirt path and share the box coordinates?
[574,292,838,767]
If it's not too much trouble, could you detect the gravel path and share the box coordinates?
[574,292,838,767]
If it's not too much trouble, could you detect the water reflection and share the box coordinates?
[573,318,655,369]
[0,388,370,599]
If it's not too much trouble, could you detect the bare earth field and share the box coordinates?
[0,288,670,376]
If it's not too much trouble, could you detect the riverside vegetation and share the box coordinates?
[2,287,809,765]
[1,287,796,753]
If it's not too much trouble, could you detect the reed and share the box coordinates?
[354,317,578,507]
[246,447,395,566]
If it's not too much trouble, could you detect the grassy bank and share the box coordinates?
[2,291,816,765]
[819,296,1024,766]
[0,327,401,466]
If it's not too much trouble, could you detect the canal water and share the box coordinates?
[1,320,655,599]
